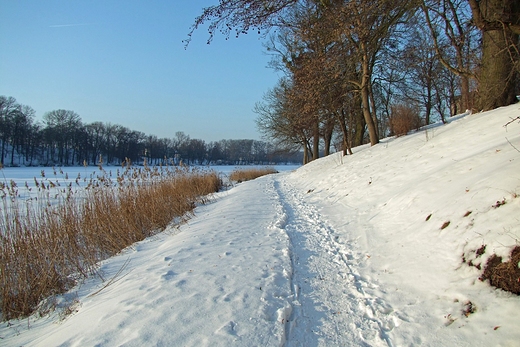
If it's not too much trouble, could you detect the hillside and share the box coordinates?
[1,105,519,346]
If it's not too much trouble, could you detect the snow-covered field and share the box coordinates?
[1,105,519,346]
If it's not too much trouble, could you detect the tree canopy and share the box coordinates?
[189,0,519,163]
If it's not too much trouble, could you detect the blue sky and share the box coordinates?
[0,1,280,142]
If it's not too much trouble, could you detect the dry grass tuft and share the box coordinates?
[229,167,278,183]
[480,246,520,295]
[0,165,222,320]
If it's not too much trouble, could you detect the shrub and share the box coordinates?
[389,104,423,137]
[229,167,278,183]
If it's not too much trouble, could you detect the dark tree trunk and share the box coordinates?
[312,118,319,161]
[337,109,353,155]
[479,29,518,110]
[323,116,335,156]
[361,47,379,146]
[352,109,366,147]
[469,0,520,110]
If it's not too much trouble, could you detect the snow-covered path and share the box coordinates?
[272,177,398,347]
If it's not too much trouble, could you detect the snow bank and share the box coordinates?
[287,106,520,346]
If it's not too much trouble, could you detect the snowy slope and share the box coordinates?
[1,105,519,346]
[286,106,520,346]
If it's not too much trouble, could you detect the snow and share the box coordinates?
[2,105,520,346]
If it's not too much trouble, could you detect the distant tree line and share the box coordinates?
[0,96,302,167]
[188,0,519,164]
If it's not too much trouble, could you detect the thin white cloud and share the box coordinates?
[49,23,93,28]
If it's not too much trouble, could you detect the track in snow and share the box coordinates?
[269,173,400,347]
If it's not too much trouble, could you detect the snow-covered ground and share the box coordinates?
[1,105,519,346]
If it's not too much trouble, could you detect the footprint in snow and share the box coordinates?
[161,270,177,281]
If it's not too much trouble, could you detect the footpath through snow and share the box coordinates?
[2,105,520,346]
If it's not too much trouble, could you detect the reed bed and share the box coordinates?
[229,167,278,183]
[0,164,222,320]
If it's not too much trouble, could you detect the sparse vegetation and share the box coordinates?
[463,245,486,270]
[229,167,278,183]
[464,242,520,295]
[0,164,222,320]
[480,246,520,295]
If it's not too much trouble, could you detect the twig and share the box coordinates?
[503,116,520,128]
[88,257,131,297]
[505,137,520,153]
[503,116,520,152]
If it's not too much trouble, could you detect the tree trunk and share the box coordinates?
[368,77,380,139]
[302,136,313,165]
[10,138,16,166]
[352,109,366,147]
[1,138,5,164]
[323,116,335,156]
[337,110,353,155]
[469,0,519,110]
[302,147,308,165]
[323,132,331,157]
[460,75,472,111]
[425,79,432,125]
[361,46,379,146]
[478,29,518,110]
[312,118,319,161]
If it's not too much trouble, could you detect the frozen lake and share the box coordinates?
[0,164,300,183]
[0,164,301,202]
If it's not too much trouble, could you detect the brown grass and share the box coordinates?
[229,167,278,183]
[480,246,520,294]
[0,165,222,320]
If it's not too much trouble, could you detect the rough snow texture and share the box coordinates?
[2,105,520,346]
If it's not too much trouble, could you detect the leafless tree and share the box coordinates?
[421,0,479,112]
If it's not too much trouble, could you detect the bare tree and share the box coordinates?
[185,0,299,46]
[43,109,82,165]
[421,0,479,112]
[255,79,313,164]
[10,105,35,165]
[0,96,19,164]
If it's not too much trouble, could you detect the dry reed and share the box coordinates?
[0,165,222,320]
[228,167,278,183]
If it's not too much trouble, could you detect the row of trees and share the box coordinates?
[188,0,519,163]
[0,96,301,167]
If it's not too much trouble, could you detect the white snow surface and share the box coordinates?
[2,105,520,346]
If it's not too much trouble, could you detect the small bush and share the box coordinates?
[229,167,278,183]
[389,104,423,137]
